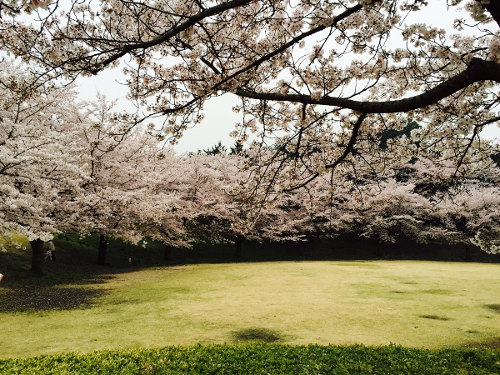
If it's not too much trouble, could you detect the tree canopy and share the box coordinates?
[1,0,499,193]
[1,1,500,272]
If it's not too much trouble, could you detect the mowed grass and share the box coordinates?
[0,260,499,358]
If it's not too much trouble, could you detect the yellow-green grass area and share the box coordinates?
[0,233,29,250]
[0,261,499,358]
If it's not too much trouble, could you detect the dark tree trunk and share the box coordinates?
[464,243,473,262]
[97,234,108,266]
[485,1,500,26]
[298,236,313,256]
[297,244,304,257]
[375,241,384,259]
[234,235,244,258]
[164,245,172,261]
[30,239,44,274]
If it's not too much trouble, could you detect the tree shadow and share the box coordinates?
[0,285,106,313]
[419,314,452,321]
[485,304,500,313]
[231,327,284,343]
[461,337,500,349]
[1,233,499,314]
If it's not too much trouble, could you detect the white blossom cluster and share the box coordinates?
[471,232,500,254]
[466,0,490,22]
[0,61,89,242]
[488,33,500,62]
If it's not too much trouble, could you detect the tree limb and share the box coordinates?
[236,58,500,114]
[82,0,254,73]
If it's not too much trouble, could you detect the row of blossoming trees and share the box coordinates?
[3,0,500,271]
[1,59,499,273]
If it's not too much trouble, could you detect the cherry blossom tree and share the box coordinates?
[3,1,500,260]
[354,179,431,256]
[81,102,268,263]
[169,148,289,258]
[80,94,191,265]
[1,0,499,196]
[258,189,315,244]
[348,157,500,257]
[81,94,139,264]
[420,171,500,258]
[0,60,89,272]
[179,152,259,258]
[135,150,201,262]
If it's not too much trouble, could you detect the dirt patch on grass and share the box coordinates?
[0,285,105,313]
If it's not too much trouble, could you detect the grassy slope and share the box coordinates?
[1,243,499,359]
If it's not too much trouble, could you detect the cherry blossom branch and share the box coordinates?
[54,0,255,74]
[236,58,500,114]
[151,2,365,117]
[207,3,364,89]
[283,113,367,192]
[326,113,367,170]
[451,115,500,181]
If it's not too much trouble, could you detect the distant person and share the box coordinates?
[45,241,56,261]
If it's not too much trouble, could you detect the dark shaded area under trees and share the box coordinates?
[20,231,500,274]
[1,231,498,313]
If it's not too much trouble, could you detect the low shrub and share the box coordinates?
[1,344,499,374]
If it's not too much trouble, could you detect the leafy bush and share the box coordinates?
[1,344,499,374]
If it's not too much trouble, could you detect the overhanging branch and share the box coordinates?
[80,0,254,72]
[236,58,500,114]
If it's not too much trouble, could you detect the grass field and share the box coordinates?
[1,255,499,358]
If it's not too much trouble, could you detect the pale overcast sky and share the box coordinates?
[76,74,242,154]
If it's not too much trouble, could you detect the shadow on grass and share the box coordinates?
[485,304,500,313]
[1,232,499,313]
[419,315,452,321]
[0,285,106,313]
[0,235,125,312]
[231,328,283,343]
[462,337,500,349]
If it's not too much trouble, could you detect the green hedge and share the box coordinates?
[1,344,499,374]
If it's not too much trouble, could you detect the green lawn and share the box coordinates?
[0,260,499,358]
